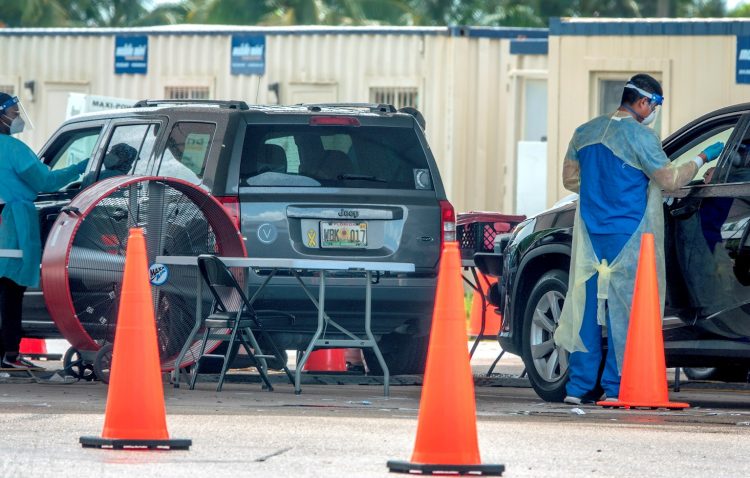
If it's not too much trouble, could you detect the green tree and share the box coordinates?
[0,0,736,28]
[0,0,70,27]
[730,2,750,17]
[0,0,188,27]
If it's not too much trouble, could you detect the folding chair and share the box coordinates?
[189,254,294,392]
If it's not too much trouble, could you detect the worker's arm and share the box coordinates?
[649,161,700,193]
[638,129,723,192]
[11,140,88,193]
[562,141,580,193]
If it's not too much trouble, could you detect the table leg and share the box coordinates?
[173,273,202,388]
[364,271,389,397]
[294,271,327,395]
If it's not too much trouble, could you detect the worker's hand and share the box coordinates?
[701,142,724,163]
[76,158,90,174]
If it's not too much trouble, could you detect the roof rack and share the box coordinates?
[133,99,250,110]
[302,103,397,113]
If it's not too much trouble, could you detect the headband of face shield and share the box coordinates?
[0,95,34,135]
[625,83,664,106]
[624,83,663,126]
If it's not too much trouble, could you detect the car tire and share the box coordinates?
[521,269,570,402]
[363,332,429,375]
[683,366,749,382]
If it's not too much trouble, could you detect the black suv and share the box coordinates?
[26,100,453,374]
[492,103,750,401]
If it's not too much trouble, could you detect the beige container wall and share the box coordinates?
[548,23,750,206]
[0,28,548,214]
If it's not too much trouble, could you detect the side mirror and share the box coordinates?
[494,233,511,254]
[473,252,503,277]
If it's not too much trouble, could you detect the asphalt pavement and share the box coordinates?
[1,341,749,477]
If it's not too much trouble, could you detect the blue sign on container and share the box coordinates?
[231,35,266,75]
[114,35,148,75]
[737,36,750,84]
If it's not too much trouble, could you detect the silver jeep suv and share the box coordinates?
[27,100,453,374]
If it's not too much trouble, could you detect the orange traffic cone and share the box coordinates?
[597,233,689,410]
[303,349,348,372]
[468,272,500,337]
[387,242,504,475]
[80,228,191,450]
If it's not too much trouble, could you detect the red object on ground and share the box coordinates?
[20,338,47,355]
[303,349,348,372]
[468,272,500,337]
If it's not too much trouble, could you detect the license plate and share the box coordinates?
[320,221,367,248]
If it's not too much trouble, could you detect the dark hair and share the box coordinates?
[0,92,12,112]
[620,74,663,106]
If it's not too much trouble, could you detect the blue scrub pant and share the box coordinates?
[566,233,632,399]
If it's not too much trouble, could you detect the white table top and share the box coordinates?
[155,255,415,273]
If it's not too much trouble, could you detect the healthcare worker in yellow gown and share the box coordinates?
[0,92,88,369]
[554,74,724,404]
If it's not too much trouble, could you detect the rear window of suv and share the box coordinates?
[240,124,432,189]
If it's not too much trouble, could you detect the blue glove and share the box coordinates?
[702,142,724,162]
[76,158,90,174]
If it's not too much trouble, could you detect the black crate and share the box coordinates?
[456,213,525,262]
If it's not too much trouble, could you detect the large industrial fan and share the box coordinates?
[41,176,246,379]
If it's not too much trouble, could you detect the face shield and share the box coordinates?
[624,83,663,126]
[0,96,34,135]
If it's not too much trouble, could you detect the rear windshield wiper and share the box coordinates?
[337,174,387,182]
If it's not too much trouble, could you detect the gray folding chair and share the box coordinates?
[190,254,294,391]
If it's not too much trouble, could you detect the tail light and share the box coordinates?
[439,200,456,244]
[216,195,240,229]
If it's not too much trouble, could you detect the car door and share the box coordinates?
[36,120,108,244]
[664,109,750,338]
[37,119,166,243]
[87,120,165,183]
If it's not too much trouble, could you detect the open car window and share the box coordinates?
[44,126,103,190]
[669,122,736,183]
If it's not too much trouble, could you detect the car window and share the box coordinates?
[43,126,103,190]
[47,127,102,172]
[240,125,431,189]
[669,124,735,182]
[83,123,160,187]
[157,122,216,183]
[133,124,160,175]
[721,117,750,184]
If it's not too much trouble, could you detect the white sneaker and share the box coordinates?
[563,395,583,405]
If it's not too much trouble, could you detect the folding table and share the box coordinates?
[157,255,414,397]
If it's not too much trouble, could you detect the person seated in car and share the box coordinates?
[674,144,750,334]
[81,143,138,189]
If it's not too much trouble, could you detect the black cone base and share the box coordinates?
[387,459,504,475]
[80,436,191,450]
